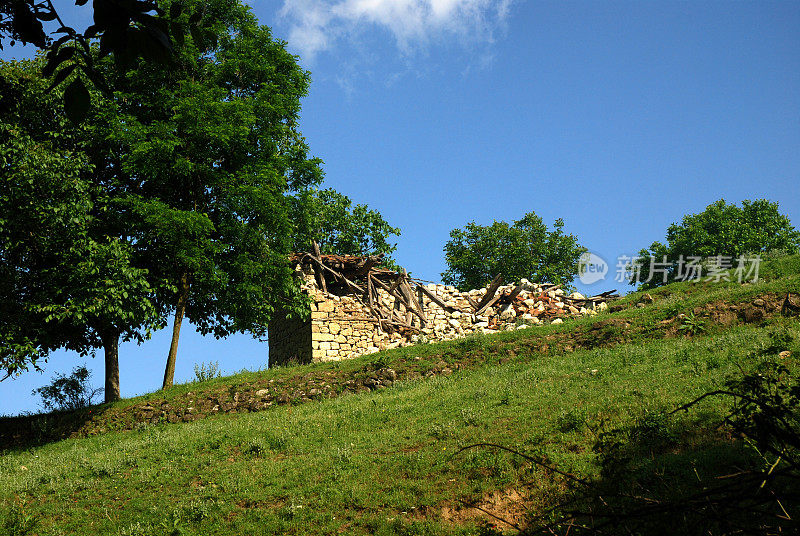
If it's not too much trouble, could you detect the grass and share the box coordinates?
[0,254,798,535]
[1,320,798,535]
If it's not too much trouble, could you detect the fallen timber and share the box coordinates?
[290,245,620,337]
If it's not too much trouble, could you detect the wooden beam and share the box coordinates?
[413,282,456,313]
[474,274,503,312]
[310,242,327,293]
[355,254,384,277]
[370,274,427,322]
[402,279,426,327]
[306,252,365,294]
[506,284,524,302]
[475,293,502,316]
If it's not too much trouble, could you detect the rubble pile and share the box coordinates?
[269,245,620,365]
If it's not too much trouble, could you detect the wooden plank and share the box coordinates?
[306,252,365,294]
[310,242,327,293]
[475,293,503,316]
[414,282,456,313]
[474,274,503,312]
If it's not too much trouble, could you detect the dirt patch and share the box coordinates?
[441,487,531,529]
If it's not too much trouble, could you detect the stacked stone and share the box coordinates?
[299,274,610,363]
[307,285,382,362]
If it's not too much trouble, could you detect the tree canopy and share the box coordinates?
[291,188,401,265]
[0,0,186,121]
[1,0,326,396]
[633,199,800,288]
[441,212,586,291]
[0,62,162,397]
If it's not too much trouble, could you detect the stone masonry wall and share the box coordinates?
[269,267,608,366]
[268,307,312,366]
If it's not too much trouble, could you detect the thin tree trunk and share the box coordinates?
[162,272,190,389]
[102,331,121,403]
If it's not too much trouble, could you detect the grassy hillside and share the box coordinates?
[1,255,798,535]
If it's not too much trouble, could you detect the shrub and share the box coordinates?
[32,366,103,412]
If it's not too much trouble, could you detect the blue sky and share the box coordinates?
[2,0,798,415]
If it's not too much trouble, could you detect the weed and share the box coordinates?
[29,415,55,443]
[371,354,391,370]
[678,312,706,335]
[182,500,213,523]
[193,361,222,382]
[428,421,454,440]
[119,522,154,536]
[630,412,679,450]
[498,386,512,406]
[335,445,352,465]
[244,441,267,458]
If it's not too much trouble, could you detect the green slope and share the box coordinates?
[1,255,798,535]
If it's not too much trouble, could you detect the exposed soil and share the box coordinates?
[441,487,531,529]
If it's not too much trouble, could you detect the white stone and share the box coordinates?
[570,292,585,300]
[551,318,563,325]
[499,304,516,319]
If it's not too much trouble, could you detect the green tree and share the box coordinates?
[634,199,800,288]
[88,0,323,389]
[291,188,401,263]
[441,212,586,291]
[0,67,162,401]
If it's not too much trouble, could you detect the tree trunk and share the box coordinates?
[162,272,190,389]
[102,331,121,403]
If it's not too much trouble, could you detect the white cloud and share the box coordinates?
[279,0,514,62]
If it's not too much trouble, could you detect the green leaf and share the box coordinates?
[47,63,77,92]
[63,78,90,123]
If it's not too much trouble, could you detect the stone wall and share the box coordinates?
[268,307,312,366]
[268,267,607,366]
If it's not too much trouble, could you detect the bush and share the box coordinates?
[32,366,103,412]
